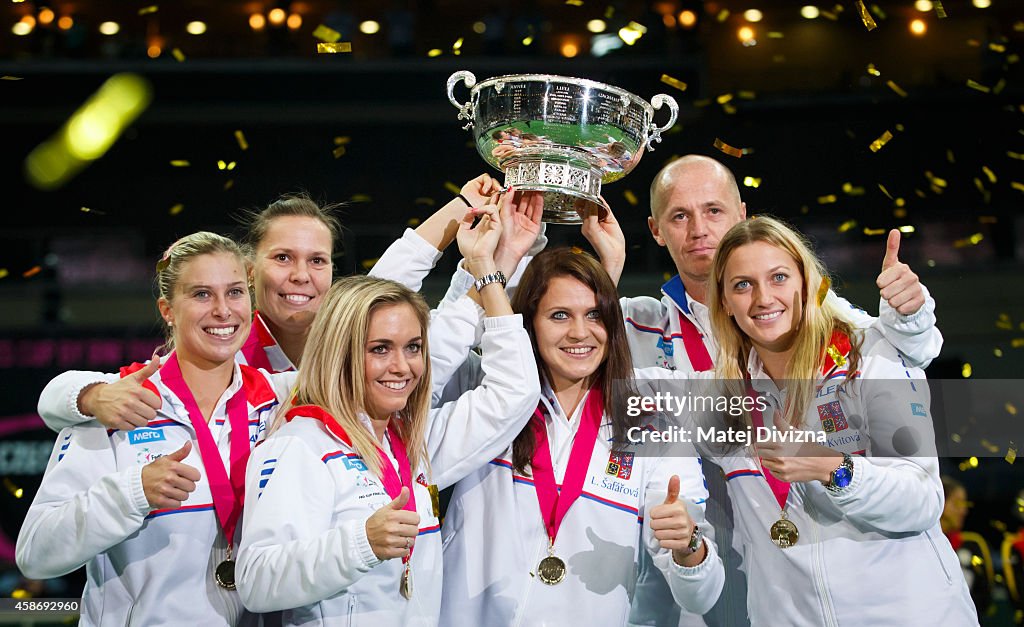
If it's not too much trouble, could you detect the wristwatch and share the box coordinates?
[825,453,854,493]
[473,270,507,293]
[686,524,704,554]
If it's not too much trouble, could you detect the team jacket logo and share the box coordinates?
[817,400,849,433]
[128,428,166,445]
[606,451,635,480]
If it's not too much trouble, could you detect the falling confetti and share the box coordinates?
[22,266,41,278]
[867,64,881,76]
[660,74,687,92]
[623,190,638,206]
[3,478,22,499]
[966,79,991,94]
[878,183,892,199]
[332,146,346,158]
[172,48,185,62]
[886,80,907,98]
[170,160,190,167]
[742,176,762,188]
[234,130,248,151]
[1012,182,1024,193]
[1,76,23,81]
[817,277,831,305]
[453,37,464,55]
[414,197,435,206]
[138,5,158,15]
[982,166,997,184]
[169,203,184,216]
[962,363,973,378]
[80,206,106,215]
[935,1,947,18]
[407,218,421,226]
[0,269,7,279]
[953,233,984,248]
[817,195,837,204]
[444,181,461,195]
[566,0,584,5]
[713,138,744,158]
[855,1,877,31]
[863,228,886,236]
[313,24,341,43]
[318,42,353,54]
[838,220,858,233]
[350,194,372,203]
[869,131,893,153]
[1008,442,1018,465]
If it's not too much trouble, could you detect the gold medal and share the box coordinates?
[770,515,799,549]
[215,559,236,589]
[399,565,413,599]
[537,554,567,585]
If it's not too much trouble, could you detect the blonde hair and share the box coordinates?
[708,216,860,428]
[278,275,431,477]
[155,231,249,349]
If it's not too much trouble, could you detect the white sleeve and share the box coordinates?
[643,454,725,615]
[427,295,484,404]
[36,370,118,432]
[262,370,299,403]
[825,337,943,533]
[367,228,443,291]
[828,287,943,369]
[236,435,380,613]
[426,314,540,490]
[16,424,151,579]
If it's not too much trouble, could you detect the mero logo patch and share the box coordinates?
[817,400,849,434]
[606,451,635,480]
[127,428,166,445]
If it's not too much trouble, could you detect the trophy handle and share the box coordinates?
[645,94,679,151]
[446,71,477,129]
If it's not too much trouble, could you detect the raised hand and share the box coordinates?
[494,189,544,278]
[580,202,626,284]
[460,173,502,208]
[877,229,925,315]
[365,487,421,561]
[649,475,704,566]
[79,354,162,430]
[141,441,201,510]
[457,202,503,278]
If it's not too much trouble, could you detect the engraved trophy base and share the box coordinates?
[501,148,608,224]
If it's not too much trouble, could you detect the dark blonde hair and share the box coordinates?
[240,192,343,256]
[278,276,431,477]
[509,247,638,474]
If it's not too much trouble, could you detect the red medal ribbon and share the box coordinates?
[529,386,604,545]
[678,312,713,372]
[749,398,792,510]
[160,354,250,548]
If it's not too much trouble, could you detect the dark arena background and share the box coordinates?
[2,0,1024,624]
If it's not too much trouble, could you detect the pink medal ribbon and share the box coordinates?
[529,386,604,548]
[749,397,791,509]
[677,313,714,372]
[159,354,250,578]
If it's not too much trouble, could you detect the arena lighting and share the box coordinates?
[57,15,72,30]
[743,9,763,22]
[286,13,302,30]
[800,5,820,19]
[678,10,697,28]
[98,21,120,36]
[586,19,606,33]
[147,44,162,58]
[186,21,207,35]
[914,0,933,11]
[972,0,991,7]
[738,25,755,42]
[472,21,486,33]
[560,41,579,57]
[11,21,32,36]
[359,20,380,34]
[38,8,54,25]
[20,14,35,27]
[249,13,266,31]
[910,18,927,35]
[267,8,286,26]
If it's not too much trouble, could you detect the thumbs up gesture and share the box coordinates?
[876,229,925,315]
[79,353,163,430]
[649,475,705,566]
[141,440,201,510]
[365,487,421,561]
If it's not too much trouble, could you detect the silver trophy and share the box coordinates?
[447,71,679,224]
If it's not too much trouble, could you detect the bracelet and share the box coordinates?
[473,271,507,293]
[457,193,473,208]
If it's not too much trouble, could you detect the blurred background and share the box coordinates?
[1,0,1023,623]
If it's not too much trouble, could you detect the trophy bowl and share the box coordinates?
[447,71,678,224]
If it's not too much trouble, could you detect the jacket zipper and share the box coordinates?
[807,501,839,627]
[513,536,549,627]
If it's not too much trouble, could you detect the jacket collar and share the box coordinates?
[660,274,692,315]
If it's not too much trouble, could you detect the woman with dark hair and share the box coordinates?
[440,247,723,626]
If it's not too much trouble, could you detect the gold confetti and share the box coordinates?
[767,32,784,39]
[878,184,892,199]
[350,194,372,203]
[893,208,907,218]
[22,266,41,278]
[826,344,847,367]
[863,228,886,236]
[79,206,106,215]
[821,10,839,20]
[935,1,947,18]
[216,160,236,171]
[1013,338,1024,349]
[966,79,991,94]
[334,136,351,145]
[742,176,761,188]
[427,48,443,57]
[453,37,464,55]
[566,0,583,5]
[713,138,744,158]
[170,160,190,167]
[605,6,614,19]
[172,48,185,62]
[898,225,915,234]
[444,181,461,195]
[722,103,737,115]
[407,218,421,226]
[234,130,248,151]
[869,130,893,152]
[738,91,756,100]
[332,146,347,158]
[979,216,997,224]
[924,171,947,188]
[361,258,380,270]
[895,197,907,207]
[138,5,158,15]
[716,9,730,22]
[870,4,887,19]
[224,179,234,190]
[660,74,687,92]
[624,190,638,206]
[817,277,831,305]
[982,166,997,184]
[989,42,1006,53]
[3,478,22,499]
[1012,181,1024,193]
[946,149,955,163]
[886,80,907,98]
[855,1,877,30]
[842,182,865,196]
[0,269,7,279]
[318,42,352,54]
[994,79,1007,95]
[313,24,341,43]
[867,64,881,76]
[169,203,184,216]
[716,93,734,104]
[962,363,973,378]
[1008,403,1019,416]
[818,195,838,204]
[414,197,435,206]
[953,233,984,248]
[995,348,1004,357]
[1008,442,1018,464]
[1,76,23,81]
[838,220,858,233]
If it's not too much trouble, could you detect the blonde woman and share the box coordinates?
[704,216,977,626]
[235,202,541,625]
[17,232,298,626]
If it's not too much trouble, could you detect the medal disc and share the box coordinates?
[770,518,799,549]
[537,555,567,585]
[400,568,413,600]
[215,559,236,590]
